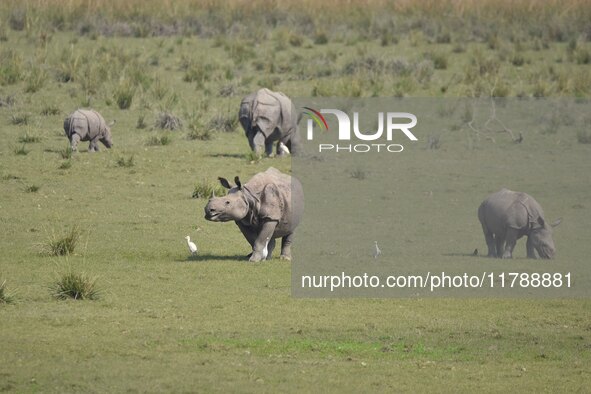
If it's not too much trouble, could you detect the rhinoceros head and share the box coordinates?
[100,121,115,148]
[204,176,250,222]
[530,217,562,259]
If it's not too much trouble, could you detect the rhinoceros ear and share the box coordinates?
[234,176,242,190]
[551,218,562,228]
[218,177,232,189]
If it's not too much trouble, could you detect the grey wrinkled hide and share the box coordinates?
[64,109,113,152]
[478,188,559,259]
[204,167,304,262]
[239,88,301,156]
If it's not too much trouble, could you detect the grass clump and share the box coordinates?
[136,115,147,129]
[58,160,72,169]
[59,147,73,159]
[0,280,16,304]
[44,226,81,256]
[25,184,40,193]
[40,104,60,116]
[192,180,227,199]
[114,80,135,109]
[208,113,238,133]
[245,150,263,164]
[350,168,367,180]
[51,272,99,300]
[14,144,29,155]
[155,112,182,131]
[116,155,135,167]
[147,134,172,146]
[19,133,40,143]
[10,113,30,125]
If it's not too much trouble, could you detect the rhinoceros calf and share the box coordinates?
[239,88,301,156]
[478,188,561,259]
[64,109,113,152]
[204,167,304,262]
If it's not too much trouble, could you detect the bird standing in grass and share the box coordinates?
[185,235,197,256]
[278,142,290,155]
[373,241,381,259]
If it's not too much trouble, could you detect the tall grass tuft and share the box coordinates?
[576,130,591,144]
[114,80,135,109]
[192,180,227,199]
[40,104,60,115]
[14,144,29,155]
[25,184,40,193]
[19,133,40,143]
[208,113,238,133]
[0,279,16,304]
[10,113,30,125]
[44,226,81,256]
[51,272,100,300]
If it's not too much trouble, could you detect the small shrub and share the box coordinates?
[576,130,591,144]
[44,226,81,256]
[147,134,172,146]
[10,113,30,125]
[40,104,60,116]
[25,184,40,193]
[155,112,182,130]
[14,144,29,155]
[289,34,304,47]
[19,133,40,143]
[116,155,135,167]
[51,272,99,300]
[192,180,226,199]
[58,160,72,169]
[0,280,15,304]
[0,94,16,107]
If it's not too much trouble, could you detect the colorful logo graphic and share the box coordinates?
[302,107,329,131]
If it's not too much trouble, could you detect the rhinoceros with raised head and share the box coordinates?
[204,167,304,262]
[239,88,301,156]
[478,188,561,259]
[64,109,113,152]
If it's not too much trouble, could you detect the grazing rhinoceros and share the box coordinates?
[478,188,561,259]
[239,88,301,156]
[204,167,304,262]
[64,109,113,152]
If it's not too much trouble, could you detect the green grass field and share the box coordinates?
[1,1,591,392]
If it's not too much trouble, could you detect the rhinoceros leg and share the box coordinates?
[266,238,276,260]
[526,236,537,259]
[265,141,274,156]
[502,228,518,259]
[70,133,81,152]
[280,233,294,261]
[236,222,257,249]
[88,138,100,152]
[495,234,506,259]
[481,225,496,257]
[250,221,277,262]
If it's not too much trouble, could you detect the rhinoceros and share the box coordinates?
[478,188,561,259]
[204,167,304,262]
[64,109,113,152]
[239,88,301,156]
